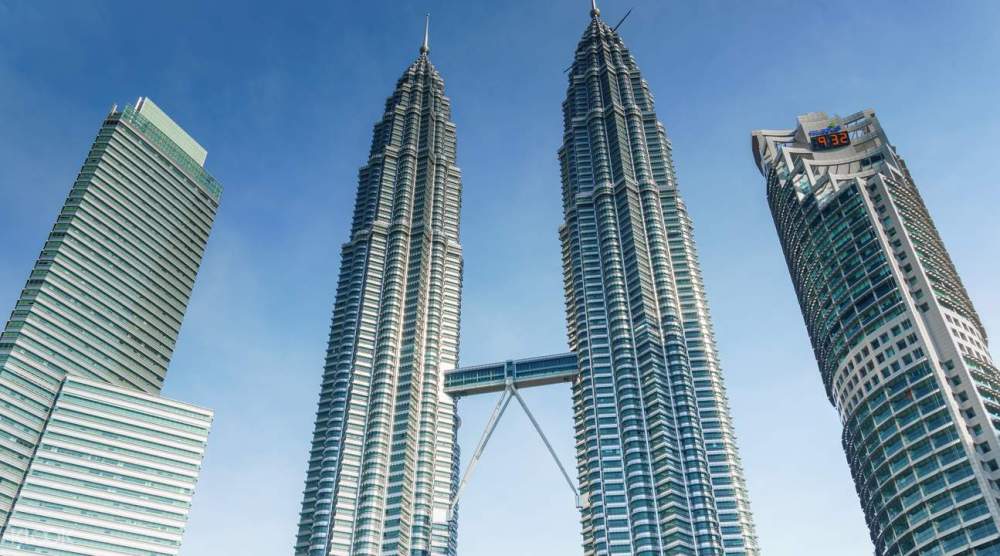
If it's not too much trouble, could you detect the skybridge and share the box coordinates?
[444,352,578,397]
[443,352,585,518]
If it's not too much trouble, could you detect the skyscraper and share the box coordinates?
[443,4,759,555]
[0,98,218,554]
[558,5,757,554]
[294,22,463,556]
[753,110,1000,555]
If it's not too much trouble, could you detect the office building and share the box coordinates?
[0,97,219,554]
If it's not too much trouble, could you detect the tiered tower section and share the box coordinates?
[295,36,463,556]
[754,110,1000,555]
[558,10,758,555]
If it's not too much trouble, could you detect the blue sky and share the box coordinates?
[1,1,999,554]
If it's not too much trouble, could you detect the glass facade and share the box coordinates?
[754,110,1000,555]
[0,376,211,555]
[558,11,758,556]
[0,97,219,552]
[294,42,463,556]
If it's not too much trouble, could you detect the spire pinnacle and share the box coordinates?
[420,14,430,54]
[590,0,600,18]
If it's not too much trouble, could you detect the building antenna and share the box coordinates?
[591,0,600,18]
[612,8,633,32]
[420,13,430,54]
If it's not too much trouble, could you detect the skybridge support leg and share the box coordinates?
[449,383,513,519]
[510,387,581,509]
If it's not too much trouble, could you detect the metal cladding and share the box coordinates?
[754,110,1000,554]
[558,13,758,556]
[294,47,463,556]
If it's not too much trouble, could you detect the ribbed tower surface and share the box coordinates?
[558,13,759,556]
[295,47,463,556]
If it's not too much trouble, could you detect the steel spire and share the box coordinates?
[590,0,600,18]
[420,14,430,54]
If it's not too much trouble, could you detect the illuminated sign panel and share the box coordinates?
[810,127,851,151]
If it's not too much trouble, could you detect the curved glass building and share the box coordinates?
[294,28,463,556]
[753,110,1000,555]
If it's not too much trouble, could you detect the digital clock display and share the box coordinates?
[810,129,851,151]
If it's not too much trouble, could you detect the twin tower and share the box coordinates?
[294,6,759,556]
